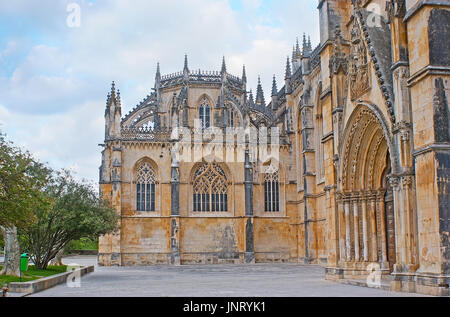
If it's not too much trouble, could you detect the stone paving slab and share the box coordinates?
[29,260,426,297]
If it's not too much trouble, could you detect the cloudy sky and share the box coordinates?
[0,0,319,183]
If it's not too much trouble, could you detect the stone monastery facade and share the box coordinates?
[99,0,450,295]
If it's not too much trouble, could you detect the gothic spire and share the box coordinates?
[183,54,189,73]
[249,89,254,105]
[302,33,308,54]
[242,65,247,82]
[271,75,278,96]
[155,62,161,88]
[302,34,312,56]
[285,56,292,79]
[109,81,116,101]
[296,37,301,58]
[221,56,227,74]
[156,62,161,79]
[255,76,265,107]
[116,89,122,110]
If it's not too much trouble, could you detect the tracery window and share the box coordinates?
[264,166,280,212]
[193,163,228,212]
[199,97,211,129]
[136,162,156,212]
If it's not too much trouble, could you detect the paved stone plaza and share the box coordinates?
[27,256,425,297]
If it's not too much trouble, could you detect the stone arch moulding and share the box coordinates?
[188,159,234,186]
[195,94,215,109]
[133,157,160,179]
[338,102,399,192]
[225,100,245,127]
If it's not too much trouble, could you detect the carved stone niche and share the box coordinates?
[349,19,370,101]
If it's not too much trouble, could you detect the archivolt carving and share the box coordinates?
[367,134,385,188]
[349,116,377,189]
[342,107,389,191]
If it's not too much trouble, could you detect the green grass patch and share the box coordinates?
[0,265,67,287]
[0,275,38,286]
[26,265,68,277]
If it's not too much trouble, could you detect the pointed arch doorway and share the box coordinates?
[337,104,397,275]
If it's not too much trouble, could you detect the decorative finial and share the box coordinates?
[183,54,189,73]
[296,38,301,57]
[285,56,292,79]
[272,75,278,96]
[302,33,308,53]
[155,62,161,86]
[221,56,227,74]
[255,76,265,107]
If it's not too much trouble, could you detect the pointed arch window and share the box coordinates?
[199,97,211,129]
[193,163,228,212]
[227,108,235,127]
[264,166,280,212]
[136,162,156,212]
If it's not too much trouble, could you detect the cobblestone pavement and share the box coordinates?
[28,256,424,297]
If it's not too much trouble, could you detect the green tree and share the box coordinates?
[0,132,51,276]
[24,171,118,269]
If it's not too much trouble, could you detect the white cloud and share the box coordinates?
[242,0,262,11]
[0,100,104,183]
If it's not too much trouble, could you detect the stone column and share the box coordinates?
[369,192,378,262]
[390,176,404,273]
[401,175,418,270]
[244,148,255,264]
[344,197,352,262]
[361,192,369,262]
[170,145,180,217]
[170,145,181,265]
[110,143,122,266]
[378,189,388,269]
[337,194,346,265]
[352,194,360,262]
[326,186,340,268]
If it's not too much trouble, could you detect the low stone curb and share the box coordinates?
[8,265,94,295]
[334,278,391,291]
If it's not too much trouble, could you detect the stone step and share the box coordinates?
[336,277,392,291]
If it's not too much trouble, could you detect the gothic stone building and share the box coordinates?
[99,0,450,296]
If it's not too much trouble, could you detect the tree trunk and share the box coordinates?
[0,226,21,277]
[49,248,64,266]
